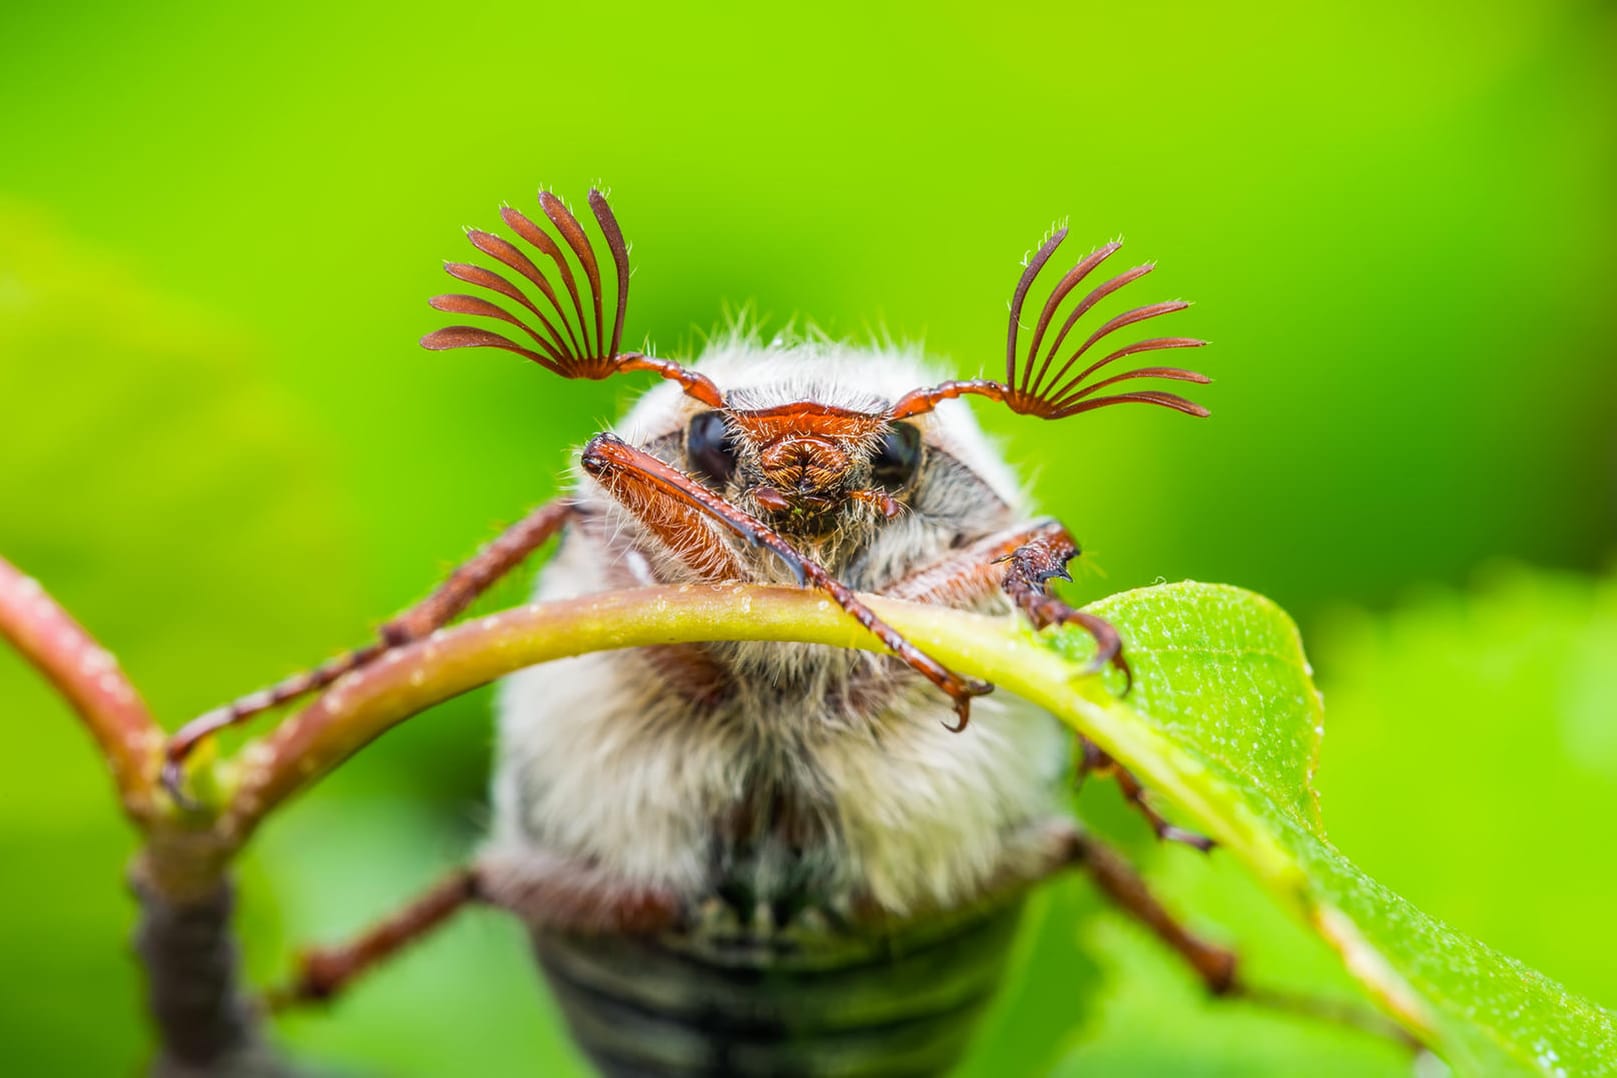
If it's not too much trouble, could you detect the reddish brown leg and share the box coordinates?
[1077,736,1215,852]
[267,856,685,1013]
[888,522,1210,850]
[885,519,1130,685]
[265,868,481,1011]
[1060,829,1418,1048]
[163,499,576,801]
[580,433,992,728]
[1070,831,1237,991]
[994,524,1131,686]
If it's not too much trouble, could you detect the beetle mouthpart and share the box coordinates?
[848,489,903,520]
[757,437,850,497]
[750,485,838,516]
[750,486,793,513]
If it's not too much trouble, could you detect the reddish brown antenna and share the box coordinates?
[422,189,724,408]
[891,230,1210,420]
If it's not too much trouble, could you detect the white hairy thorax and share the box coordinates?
[485,336,1071,923]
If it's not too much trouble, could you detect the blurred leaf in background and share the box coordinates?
[1315,567,1617,1012]
[0,202,363,1070]
[2,0,1614,1072]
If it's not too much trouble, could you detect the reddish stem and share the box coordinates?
[0,555,161,820]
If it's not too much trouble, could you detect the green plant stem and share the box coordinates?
[219,584,889,842]
[1,570,1460,1059]
[219,582,1287,881]
[210,580,1437,1045]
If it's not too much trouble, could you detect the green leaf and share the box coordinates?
[1025,581,1617,1075]
[203,577,1617,1075]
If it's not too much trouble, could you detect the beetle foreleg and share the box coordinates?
[578,433,992,728]
[885,521,1212,849]
[882,519,1130,686]
[992,525,1132,687]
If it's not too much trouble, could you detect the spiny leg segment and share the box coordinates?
[579,432,994,728]
[265,868,482,1011]
[1076,737,1215,851]
[162,499,576,802]
[885,519,1209,849]
[1057,828,1419,1050]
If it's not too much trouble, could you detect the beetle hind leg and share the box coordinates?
[1042,824,1421,1051]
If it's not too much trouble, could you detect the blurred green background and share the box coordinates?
[2,0,1614,1073]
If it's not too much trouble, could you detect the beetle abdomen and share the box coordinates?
[533,901,1024,1077]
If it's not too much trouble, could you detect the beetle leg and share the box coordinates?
[1076,737,1216,852]
[575,440,751,586]
[1035,823,1420,1050]
[885,520,1210,849]
[992,525,1131,686]
[1067,828,1238,991]
[162,499,577,804]
[884,519,1072,608]
[883,519,1129,683]
[265,868,482,1011]
[579,433,992,729]
[267,855,684,1012]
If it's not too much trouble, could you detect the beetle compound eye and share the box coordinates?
[686,411,739,486]
[871,422,923,491]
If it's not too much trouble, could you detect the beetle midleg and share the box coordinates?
[267,852,686,1013]
[884,520,1211,850]
[578,432,992,727]
[1076,738,1216,851]
[163,499,577,799]
[887,518,1129,682]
